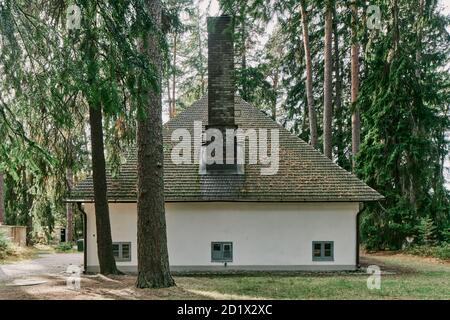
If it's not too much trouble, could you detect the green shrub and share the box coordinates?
[417,217,438,245]
[434,243,450,260]
[406,244,450,260]
[0,231,11,259]
[406,245,434,256]
[56,242,74,252]
[441,228,450,243]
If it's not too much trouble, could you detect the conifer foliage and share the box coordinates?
[0,0,448,263]
[215,0,450,249]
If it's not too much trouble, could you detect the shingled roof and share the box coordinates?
[69,96,383,202]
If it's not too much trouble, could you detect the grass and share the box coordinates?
[173,254,450,300]
[55,242,78,253]
[0,244,55,264]
[0,245,39,263]
[0,252,448,300]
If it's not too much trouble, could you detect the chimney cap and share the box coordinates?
[207,15,233,33]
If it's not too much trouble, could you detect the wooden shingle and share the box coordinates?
[69,96,384,202]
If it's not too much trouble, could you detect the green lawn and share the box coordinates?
[175,254,450,300]
[1,252,448,300]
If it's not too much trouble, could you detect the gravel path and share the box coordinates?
[0,253,83,282]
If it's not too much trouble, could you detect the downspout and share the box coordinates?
[356,203,364,268]
[77,202,88,274]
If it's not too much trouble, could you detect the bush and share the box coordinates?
[56,242,74,252]
[406,243,450,260]
[441,228,450,243]
[417,217,438,245]
[434,243,450,260]
[0,231,12,259]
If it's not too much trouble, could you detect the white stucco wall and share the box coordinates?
[84,202,360,271]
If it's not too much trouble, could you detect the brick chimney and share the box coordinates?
[205,15,237,174]
[207,15,235,127]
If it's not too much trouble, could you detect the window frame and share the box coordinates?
[312,241,334,261]
[211,242,233,262]
[112,242,132,262]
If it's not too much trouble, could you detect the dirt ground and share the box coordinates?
[0,252,448,300]
[0,274,210,300]
[0,253,82,282]
[0,251,252,299]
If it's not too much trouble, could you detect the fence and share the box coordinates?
[0,225,27,246]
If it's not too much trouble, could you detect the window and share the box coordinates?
[211,242,233,262]
[312,241,334,261]
[112,242,131,262]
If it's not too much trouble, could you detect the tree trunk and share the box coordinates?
[167,75,172,116]
[197,9,205,96]
[391,0,399,56]
[171,33,177,118]
[66,169,74,242]
[409,0,425,208]
[272,70,279,121]
[23,171,33,245]
[332,5,344,167]
[89,105,119,275]
[415,0,424,79]
[301,96,309,134]
[361,0,369,78]
[323,0,333,159]
[241,21,249,101]
[136,0,174,289]
[300,0,318,149]
[0,172,4,225]
[86,2,119,275]
[200,73,205,96]
[351,0,360,169]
